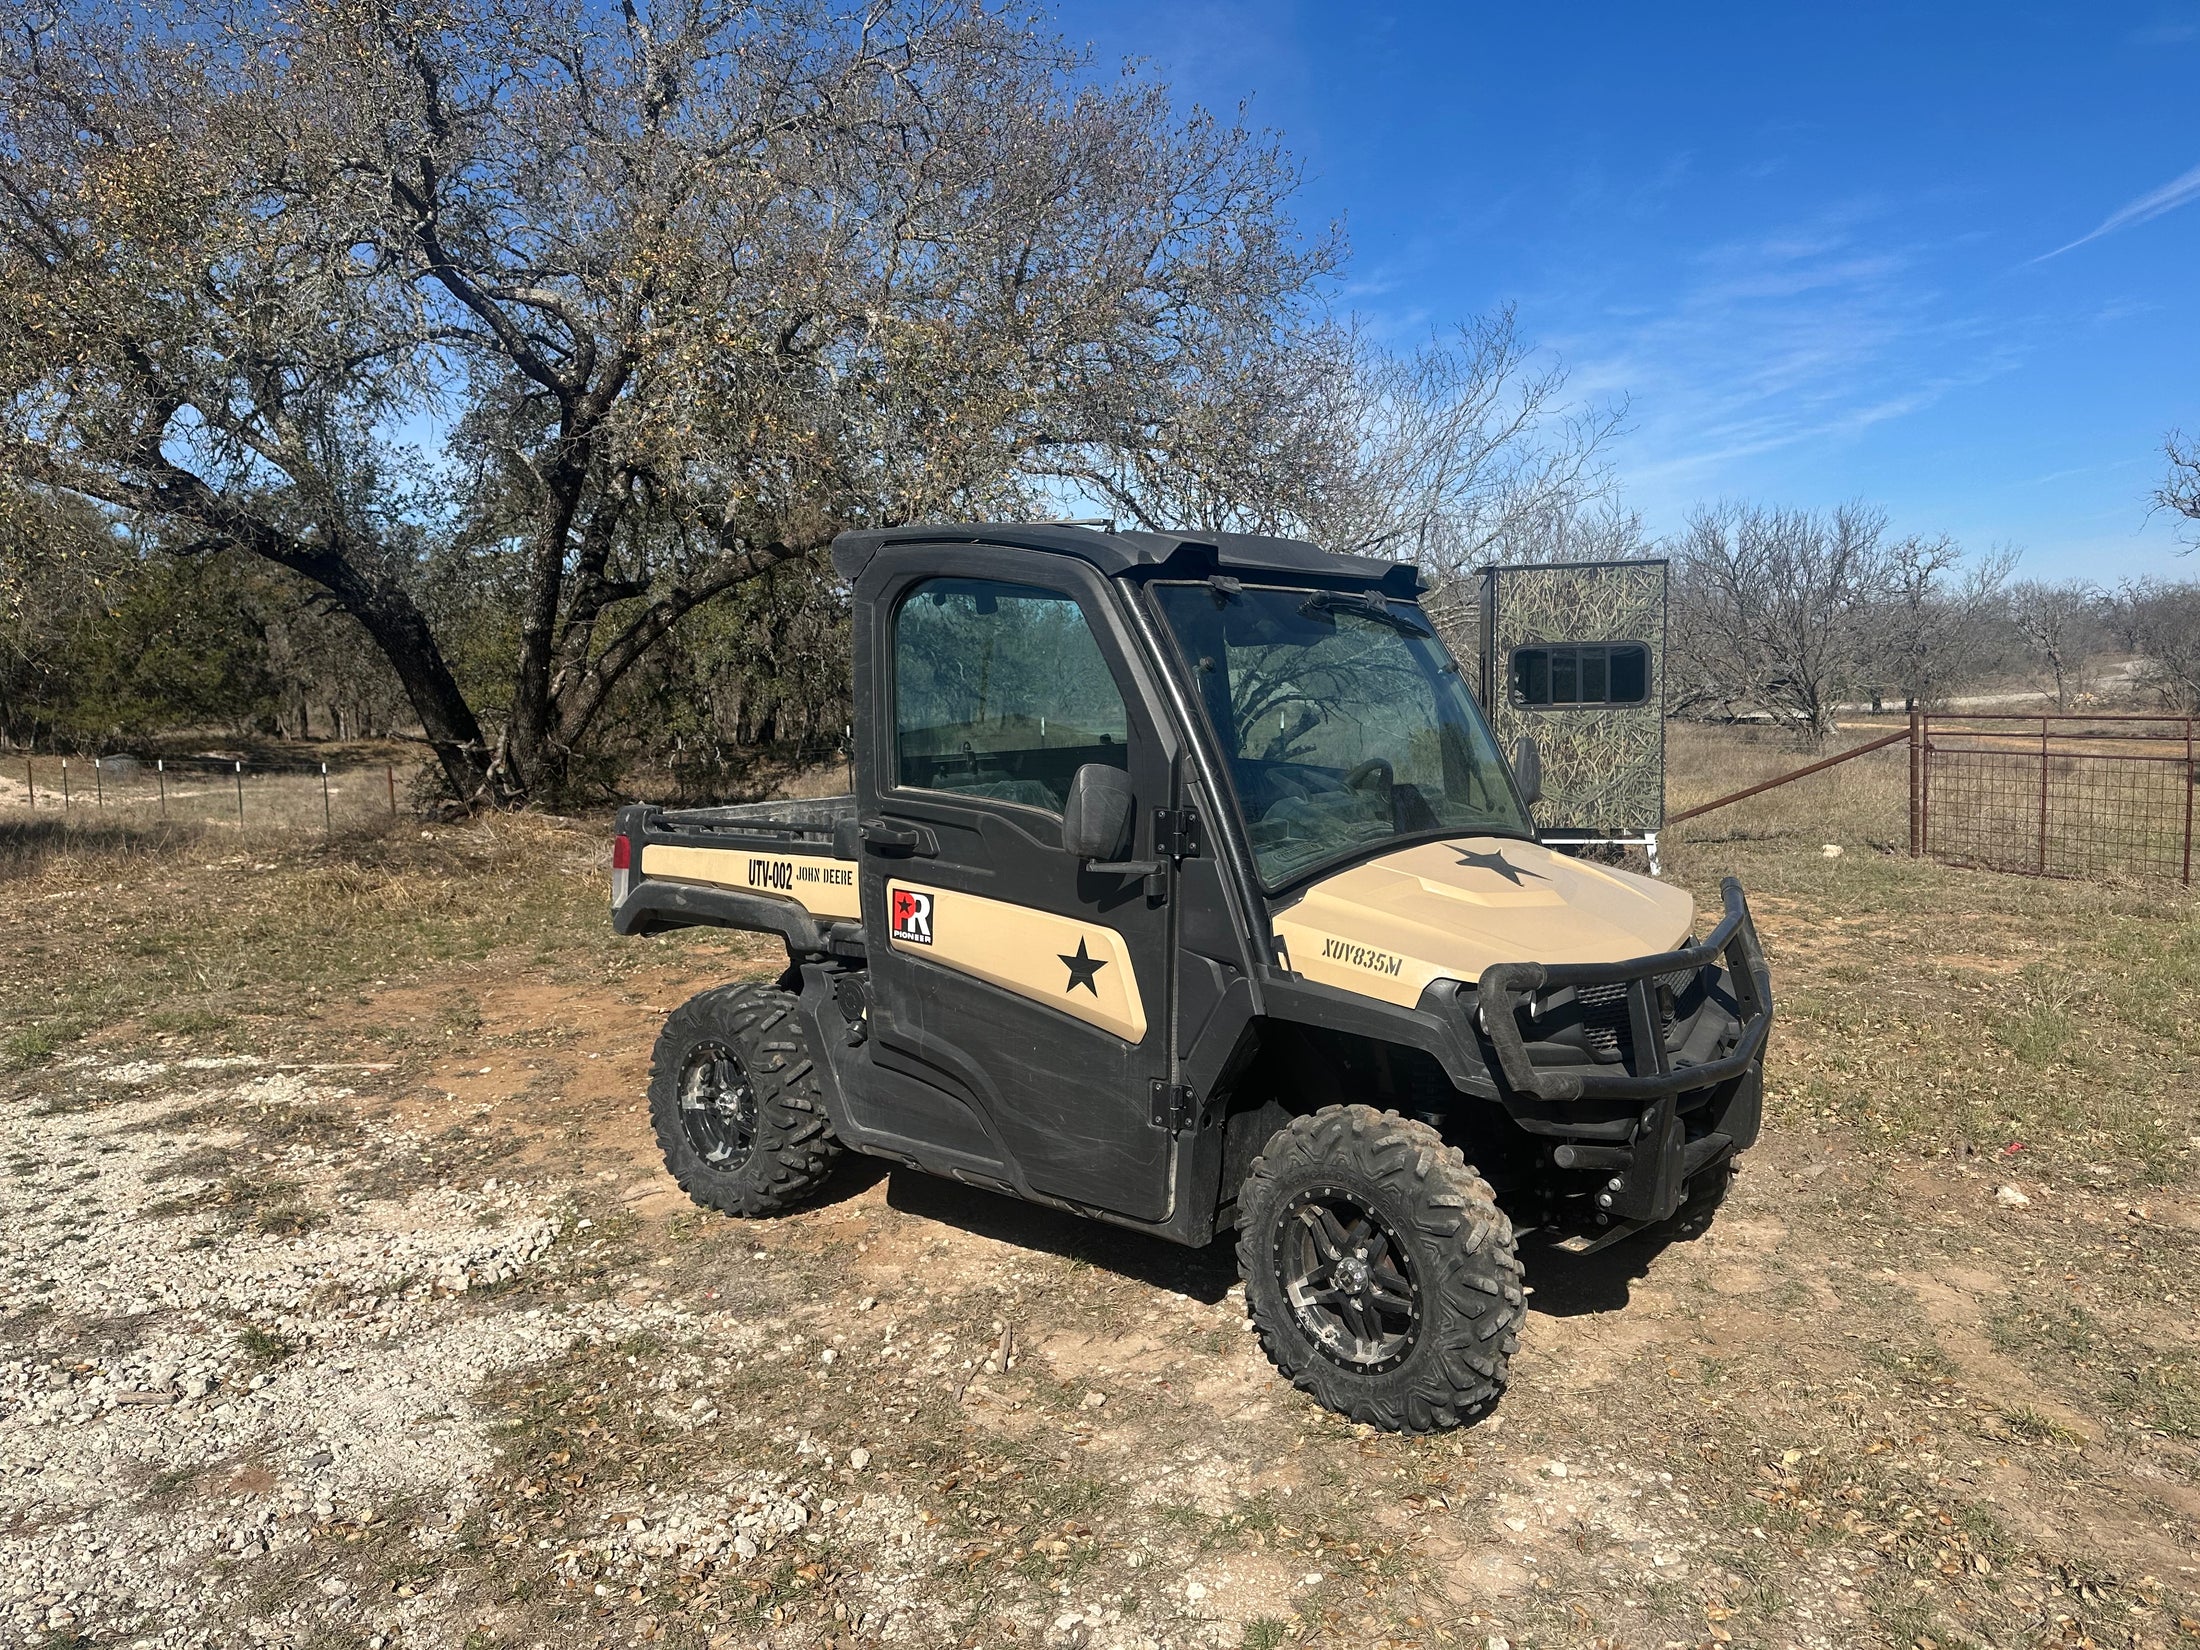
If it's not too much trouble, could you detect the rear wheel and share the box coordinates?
[1237,1105,1524,1432]
[648,984,840,1218]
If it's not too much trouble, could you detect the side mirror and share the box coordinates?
[1062,763,1134,860]
[1512,736,1544,808]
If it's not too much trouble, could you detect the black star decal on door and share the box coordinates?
[1454,846,1546,887]
[1059,937,1108,996]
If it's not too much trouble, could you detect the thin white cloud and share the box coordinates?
[1536,203,2033,517]
[2040,160,2200,258]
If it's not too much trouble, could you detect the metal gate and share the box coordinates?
[1919,713,2196,885]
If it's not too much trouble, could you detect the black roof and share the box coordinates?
[829,522,1426,597]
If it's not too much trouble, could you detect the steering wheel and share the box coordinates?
[1342,757,1395,794]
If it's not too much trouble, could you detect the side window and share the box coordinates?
[1508,642,1651,708]
[894,577,1130,812]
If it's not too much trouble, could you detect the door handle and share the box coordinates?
[858,818,936,856]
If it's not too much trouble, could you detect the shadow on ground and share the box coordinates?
[883,1169,1240,1303]
[1515,1198,1720,1316]
[865,1162,1726,1316]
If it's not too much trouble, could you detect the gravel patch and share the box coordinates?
[0,1055,655,1647]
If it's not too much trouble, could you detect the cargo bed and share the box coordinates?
[610,795,865,957]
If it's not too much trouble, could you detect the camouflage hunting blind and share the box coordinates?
[1468,560,1670,840]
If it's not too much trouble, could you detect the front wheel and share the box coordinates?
[1236,1105,1524,1432]
[648,983,840,1218]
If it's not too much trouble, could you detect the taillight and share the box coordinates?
[611,834,632,906]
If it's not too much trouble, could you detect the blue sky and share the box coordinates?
[1054,1,2200,580]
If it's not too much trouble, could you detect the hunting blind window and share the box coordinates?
[1508,642,1651,709]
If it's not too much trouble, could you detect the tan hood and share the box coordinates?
[1271,836,1695,1008]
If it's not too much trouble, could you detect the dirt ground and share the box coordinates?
[2,770,2197,1649]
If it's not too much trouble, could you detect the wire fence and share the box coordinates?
[1920,714,2196,885]
[3,752,413,841]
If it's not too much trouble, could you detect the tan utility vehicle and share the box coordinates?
[612,524,1771,1431]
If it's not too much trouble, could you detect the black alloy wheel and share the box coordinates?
[1276,1187,1420,1373]
[647,983,841,1218]
[676,1041,759,1170]
[1236,1105,1524,1432]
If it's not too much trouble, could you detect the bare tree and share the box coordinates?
[1865,535,2015,711]
[1671,502,1897,747]
[2124,577,2200,710]
[2100,578,2150,653]
[2006,580,2105,710]
[0,0,1328,802]
[2156,431,2200,552]
[1488,495,1656,566]
[1052,308,1620,586]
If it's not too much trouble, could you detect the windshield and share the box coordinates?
[1153,582,1533,888]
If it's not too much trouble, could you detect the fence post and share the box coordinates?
[1920,716,1932,855]
[321,762,332,839]
[60,758,69,810]
[387,763,397,820]
[234,761,245,831]
[24,756,33,809]
[2185,718,2194,887]
[94,756,103,808]
[1908,708,1922,857]
[156,759,166,819]
[2036,718,2050,876]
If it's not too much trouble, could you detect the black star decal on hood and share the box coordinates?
[1454,846,1546,887]
[1059,938,1108,996]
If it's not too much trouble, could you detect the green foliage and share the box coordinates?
[0,529,416,747]
[60,556,279,738]
[581,557,855,802]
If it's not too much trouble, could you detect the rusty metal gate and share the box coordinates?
[1918,713,2197,885]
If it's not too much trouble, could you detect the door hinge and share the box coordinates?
[1150,1079,1197,1133]
[1153,806,1201,860]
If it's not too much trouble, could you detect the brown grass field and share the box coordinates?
[1,724,2195,1650]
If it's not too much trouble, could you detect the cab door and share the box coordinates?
[846,548,1176,1222]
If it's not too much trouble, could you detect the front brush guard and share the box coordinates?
[1475,877,1771,1104]
[1474,878,1773,1226]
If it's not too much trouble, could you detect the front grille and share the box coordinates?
[1575,983,1633,1057]
[1574,974,1691,1062]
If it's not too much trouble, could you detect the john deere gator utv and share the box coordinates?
[610,523,1771,1432]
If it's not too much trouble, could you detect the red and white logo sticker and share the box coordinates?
[890,887,934,945]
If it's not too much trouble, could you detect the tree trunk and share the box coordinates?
[329,578,490,802]
[499,443,601,804]
[502,515,579,797]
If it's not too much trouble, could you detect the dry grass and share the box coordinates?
[0,810,642,1067]
[1666,722,2199,1182]
[1666,719,1914,851]
[2,745,426,839]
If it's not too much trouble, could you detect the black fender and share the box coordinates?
[613,880,825,956]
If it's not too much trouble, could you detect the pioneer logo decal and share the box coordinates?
[890,887,934,945]
[1321,937,1404,977]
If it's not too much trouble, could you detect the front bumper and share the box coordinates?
[1473,877,1773,1224]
